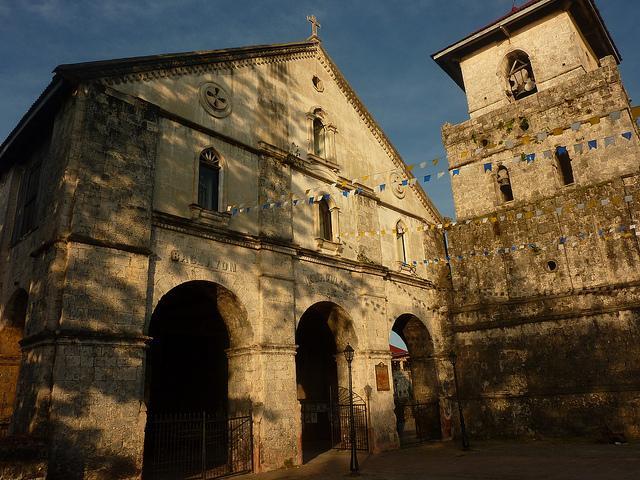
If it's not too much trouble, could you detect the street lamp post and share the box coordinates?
[343,343,359,474]
[449,351,470,450]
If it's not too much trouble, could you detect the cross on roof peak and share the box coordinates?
[306,15,321,39]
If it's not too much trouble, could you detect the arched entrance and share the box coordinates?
[295,302,361,462]
[0,289,28,436]
[142,281,251,479]
[390,314,442,445]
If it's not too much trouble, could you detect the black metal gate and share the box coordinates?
[396,401,441,446]
[142,412,252,480]
[330,388,369,451]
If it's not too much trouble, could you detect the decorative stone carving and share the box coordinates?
[389,171,406,199]
[199,82,232,118]
[312,76,324,92]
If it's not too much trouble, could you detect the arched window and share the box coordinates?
[555,146,574,186]
[504,50,537,101]
[396,221,408,264]
[319,198,332,241]
[313,118,326,158]
[496,166,514,203]
[198,148,221,212]
[13,161,42,242]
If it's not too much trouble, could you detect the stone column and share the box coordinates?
[432,306,456,441]
[358,349,398,453]
[251,248,299,472]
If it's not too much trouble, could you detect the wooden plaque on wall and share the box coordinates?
[375,362,390,391]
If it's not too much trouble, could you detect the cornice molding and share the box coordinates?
[56,43,318,84]
[20,329,150,350]
[153,211,438,290]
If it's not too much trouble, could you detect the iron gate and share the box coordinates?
[331,403,369,451]
[396,401,441,446]
[331,387,369,451]
[143,412,252,479]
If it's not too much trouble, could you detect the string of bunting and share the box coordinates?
[226,106,638,216]
[341,190,637,234]
[351,219,640,269]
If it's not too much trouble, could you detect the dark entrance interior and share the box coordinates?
[143,281,238,479]
[296,302,339,463]
[145,281,230,414]
[392,314,442,445]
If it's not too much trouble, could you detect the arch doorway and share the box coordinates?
[295,302,359,463]
[142,281,251,479]
[390,314,442,445]
[0,289,28,436]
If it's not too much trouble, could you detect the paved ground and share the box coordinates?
[245,440,640,480]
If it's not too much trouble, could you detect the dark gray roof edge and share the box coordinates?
[0,76,70,170]
[54,40,318,80]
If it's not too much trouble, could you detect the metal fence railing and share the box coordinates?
[331,404,369,451]
[142,412,252,480]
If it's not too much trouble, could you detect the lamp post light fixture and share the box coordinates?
[343,343,359,474]
[449,351,470,450]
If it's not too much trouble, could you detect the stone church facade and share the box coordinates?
[0,34,451,478]
[0,0,638,478]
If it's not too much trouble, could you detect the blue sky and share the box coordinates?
[1,0,638,220]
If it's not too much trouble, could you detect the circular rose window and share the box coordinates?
[199,82,232,118]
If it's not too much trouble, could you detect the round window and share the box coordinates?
[199,82,232,118]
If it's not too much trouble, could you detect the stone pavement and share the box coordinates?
[245,440,640,480]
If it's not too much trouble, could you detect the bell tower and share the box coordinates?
[432,0,640,441]
[432,0,637,219]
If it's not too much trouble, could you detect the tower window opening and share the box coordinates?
[556,147,574,186]
[496,166,514,203]
[505,51,537,101]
